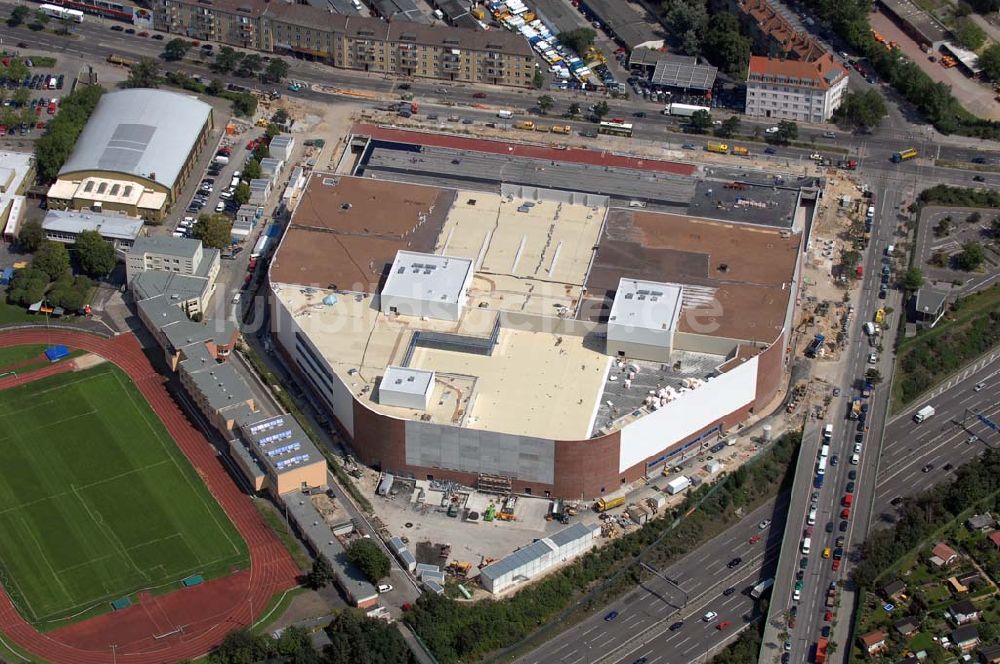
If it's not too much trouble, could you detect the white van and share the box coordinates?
[801,537,811,554]
[807,508,817,525]
[230,175,241,188]
[213,155,230,165]
[820,444,830,459]
[850,453,860,465]
[823,424,833,439]
[817,457,827,475]
[497,110,513,119]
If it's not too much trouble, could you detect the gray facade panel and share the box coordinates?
[404,421,555,484]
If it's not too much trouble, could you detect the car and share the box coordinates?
[138,31,150,37]
[850,453,859,465]
[799,556,808,569]
[922,463,933,472]
[604,611,619,621]
[972,157,987,164]
[231,292,242,304]
[868,352,878,364]
[152,33,164,40]
[855,433,864,443]
[682,143,697,150]
[703,611,718,622]
[854,443,862,454]
[761,146,777,155]
[846,481,855,493]
[839,520,848,532]
[633,111,647,118]
[833,547,843,560]
[822,547,831,559]
[785,640,792,652]
[669,621,684,631]
[781,655,790,664]
[836,536,845,548]
[723,587,736,596]
[809,153,822,160]
[803,526,813,537]
[973,175,986,182]
[633,658,647,664]
[830,455,839,466]
[943,463,954,471]
[397,83,411,90]
[765,126,779,134]
[749,534,762,544]
[831,558,841,571]
[966,435,979,444]
[215,201,226,212]
[727,557,742,568]
[878,288,887,299]
[848,470,857,481]
[795,569,804,581]
[823,131,836,138]
[111,24,125,31]
[890,496,903,507]
[472,92,487,99]
[841,507,850,519]
[462,118,474,124]
[716,621,731,630]
[759,519,771,529]
[975,381,986,392]
[792,587,801,601]
[825,521,834,533]
[125,27,136,34]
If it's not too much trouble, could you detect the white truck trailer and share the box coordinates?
[665,475,691,495]
[914,405,935,423]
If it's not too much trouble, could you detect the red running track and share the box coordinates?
[355,123,698,176]
[0,330,300,664]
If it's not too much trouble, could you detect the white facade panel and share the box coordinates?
[618,356,758,472]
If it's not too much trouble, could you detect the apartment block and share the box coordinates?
[158,0,534,87]
[745,54,848,123]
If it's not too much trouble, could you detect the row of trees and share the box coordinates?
[404,432,802,662]
[34,85,104,182]
[211,46,290,83]
[852,447,1000,588]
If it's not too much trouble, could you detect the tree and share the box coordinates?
[264,57,289,83]
[33,241,70,281]
[252,142,270,162]
[6,266,48,307]
[162,38,191,62]
[12,87,30,108]
[966,211,981,224]
[236,54,263,78]
[701,13,751,76]
[591,101,609,121]
[48,273,92,311]
[126,57,161,89]
[209,629,272,664]
[558,27,596,55]
[231,92,257,118]
[775,120,798,144]
[991,216,1000,240]
[18,219,45,252]
[688,109,712,133]
[901,267,924,292]
[191,214,233,250]
[213,46,243,74]
[665,0,707,55]
[537,95,554,115]
[865,368,882,384]
[307,555,335,589]
[30,9,49,29]
[243,158,262,181]
[8,5,30,26]
[34,84,105,182]
[954,240,985,271]
[265,123,281,139]
[954,16,986,50]
[233,181,251,206]
[325,610,413,664]
[207,78,225,95]
[567,102,581,117]
[74,230,116,277]
[272,108,290,126]
[345,539,390,583]
[532,69,544,89]
[714,115,741,138]
[980,44,1000,82]
[836,89,888,130]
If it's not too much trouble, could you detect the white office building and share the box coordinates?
[745,53,849,123]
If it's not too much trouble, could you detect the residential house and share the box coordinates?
[948,576,969,595]
[948,600,981,626]
[958,571,982,588]
[859,630,889,657]
[881,579,907,602]
[952,625,980,653]
[990,531,1000,551]
[966,513,994,532]
[930,541,959,567]
[980,643,1000,664]
[893,617,920,637]
[744,53,849,123]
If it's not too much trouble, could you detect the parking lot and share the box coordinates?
[0,52,69,137]
[916,205,1000,291]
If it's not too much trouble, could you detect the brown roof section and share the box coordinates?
[740,0,826,61]
[582,210,800,342]
[748,53,847,90]
[860,630,887,647]
[270,174,454,291]
[266,4,532,56]
[932,541,958,560]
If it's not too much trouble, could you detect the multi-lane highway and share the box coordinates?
[518,497,788,664]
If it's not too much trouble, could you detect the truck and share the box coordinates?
[706,142,728,154]
[551,125,572,135]
[497,110,513,119]
[749,577,774,599]
[825,584,837,608]
[663,103,710,117]
[914,405,935,423]
[849,398,862,420]
[514,121,535,130]
[891,147,918,163]
[594,496,625,512]
[815,637,829,664]
[732,146,749,156]
[665,476,692,495]
[839,159,857,170]
[805,334,825,358]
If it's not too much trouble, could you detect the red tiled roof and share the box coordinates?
[932,542,958,560]
[739,0,826,60]
[861,630,887,646]
[989,531,1000,547]
[748,53,847,89]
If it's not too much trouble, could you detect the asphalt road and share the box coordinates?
[518,496,788,664]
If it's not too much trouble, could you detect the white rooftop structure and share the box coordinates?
[42,209,144,248]
[58,89,212,192]
[0,151,32,241]
[380,250,474,322]
[606,278,683,362]
[379,366,435,410]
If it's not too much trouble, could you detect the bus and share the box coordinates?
[706,142,728,154]
[598,121,633,138]
[750,578,774,599]
[891,147,918,163]
[39,3,84,21]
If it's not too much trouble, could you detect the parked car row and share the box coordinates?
[0,72,64,90]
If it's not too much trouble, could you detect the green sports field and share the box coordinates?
[0,362,249,627]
